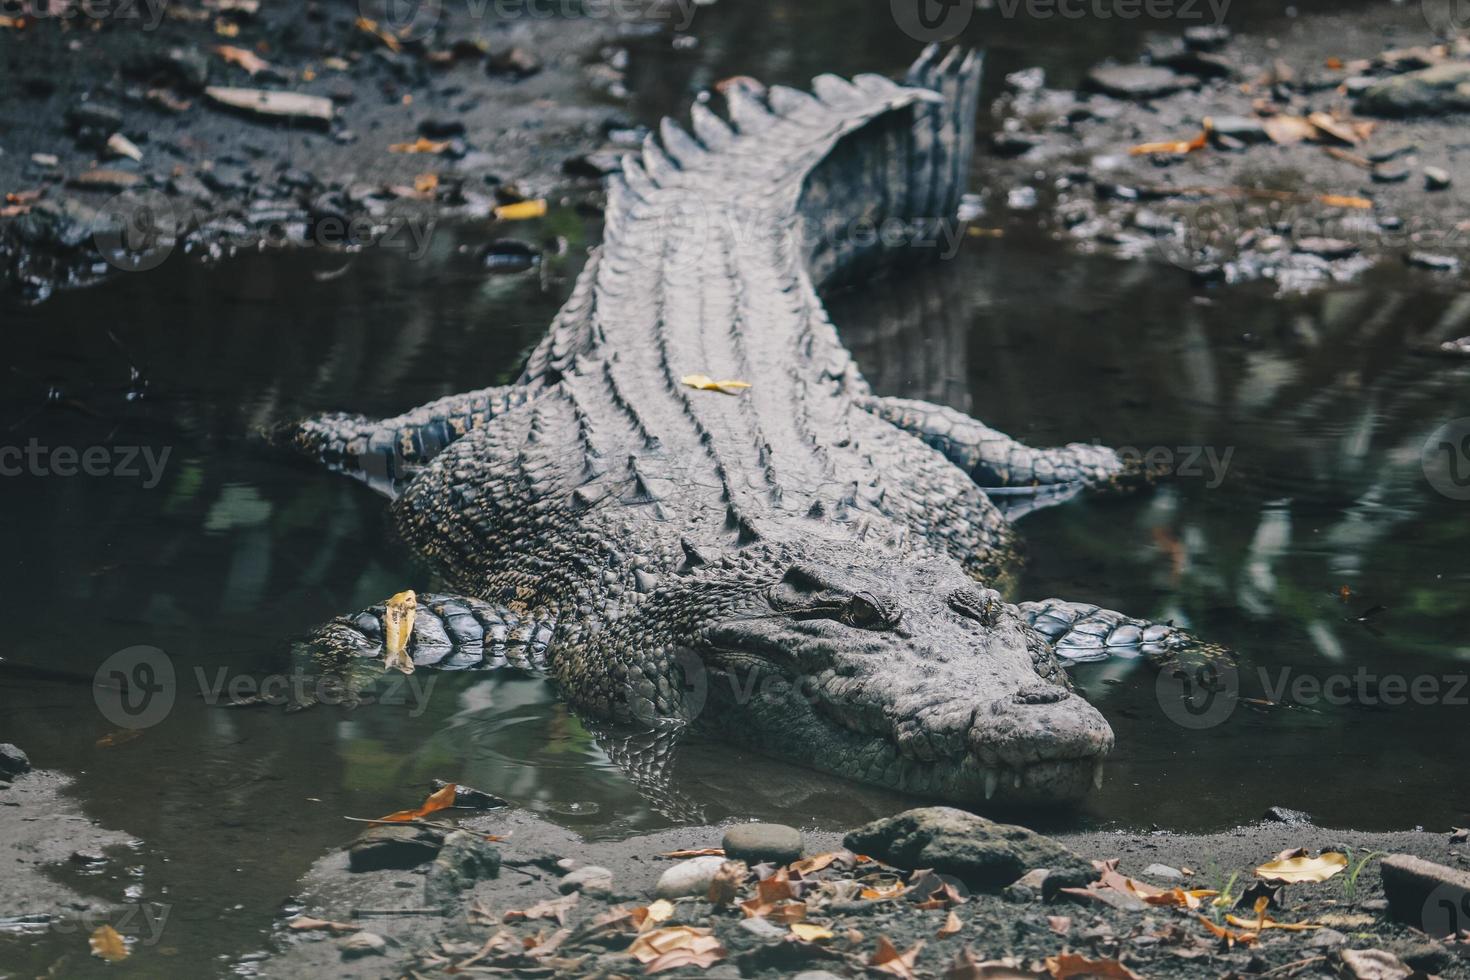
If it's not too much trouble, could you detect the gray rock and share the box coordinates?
[1406,251,1459,272]
[0,744,30,778]
[654,855,727,900]
[558,865,614,897]
[722,824,803,865]
[65,102,123,134]
[1262,806,1312,825]
[1380,854,1470,937]
[1372,164,1411,183]
[1293,237,1358,260]
[424,830,500,906]
[1306,928,1347,948]
[1424,166,1452,190]
[740,917,788,940]
[843,807,1095,891]
[1370,143,1417,163]
[339,931,387,959]
[1084,65,1194,100]
[1143,863,1184,880]
[347,824,446,872]
[1183,25,1231,50]
[1357,63,1470,117]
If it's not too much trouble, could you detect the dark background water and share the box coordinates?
[2,0,1469,975]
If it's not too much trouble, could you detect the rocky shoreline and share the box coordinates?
[251,785,1470,978]
[0,0,662,303]
[977,5,1470,298]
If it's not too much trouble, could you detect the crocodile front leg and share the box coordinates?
[1018,598,1226,666]
[273,385,537,493]
[309,590,559,673]
[859,395,1153,501]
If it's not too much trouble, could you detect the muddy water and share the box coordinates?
[3,3,1469,974]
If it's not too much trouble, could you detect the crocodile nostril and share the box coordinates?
[1013,685,1069,705]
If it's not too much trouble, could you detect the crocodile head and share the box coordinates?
[600,541,1114,807]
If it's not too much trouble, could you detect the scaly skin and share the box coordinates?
[281,46,1221,807]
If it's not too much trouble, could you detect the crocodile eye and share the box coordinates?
[950,588,1000,626]
[844,591,899,630]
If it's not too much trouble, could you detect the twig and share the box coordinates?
[343,816,450,830]
[1259,955,1326,977]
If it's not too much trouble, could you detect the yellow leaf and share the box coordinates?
[90,924,129,962]
[681,374,752,395]
[382,589,416,674]
[214,44,270,75]
[1254,851,1348,883]
[627,925,719,964]
[375,781,456,822]
[643,899,675,926]
[389,137,451,155]
[413,173,439,196]
[1316,193,1373,209]
[494,199,548,221]
[790,922,834,942]
[355,16,402,52]
[1225,913,1321,932]
[1128,127,1208,156]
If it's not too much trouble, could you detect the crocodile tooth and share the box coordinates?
[984,769,998,800]
[1092,760,1105,790]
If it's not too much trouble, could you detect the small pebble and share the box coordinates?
[1425,166,1452,191]
[655,855,727,900]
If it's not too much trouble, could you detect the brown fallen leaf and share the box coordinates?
[936,910,963,938]
[1129,127,1208,156]
[627,925,720,964]
[355,16,402,52]
[1263,115,1316,146]
[375,781,456,822]
[504,893,579,926]
[389,137,452,155]
[1254,851,1347,883]
[871,935,924,979]
[215,44,270,76]
[790,851,841,875]
[382,589,417,674]
[706,860,746,907]
[1317,193,1374,209]
[791,921,834,942]
[645,943,726,973]
[1307,111,1362,146]
[89,924,128,962]
[288,916,358,934]
[1144,887,1218,910]
[494,199,548,221]
[1045,953,1143,979]
[662,847,724,859]
[96,730,143,748]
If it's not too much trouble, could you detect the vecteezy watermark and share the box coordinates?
[991,0,1229,21]
[1157,663,1470,730]
[0,441,171,488]
[1421,0,1470,40]
[1116,445,1234,488]
[359,0,701,43]
[1423,417,1470,501]
[0,0,168,30]
[891,0,973,41]
[93,191,440,274]
[94,646,437,731]
[1422,882,1470,938]
[50,903,172,947]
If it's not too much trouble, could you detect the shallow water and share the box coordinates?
[4,3,1470,974]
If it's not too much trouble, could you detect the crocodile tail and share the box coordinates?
[801,45,984,287]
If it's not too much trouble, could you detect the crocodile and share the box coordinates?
[279,46,1222,807]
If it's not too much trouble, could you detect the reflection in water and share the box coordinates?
[2,218,1468,973]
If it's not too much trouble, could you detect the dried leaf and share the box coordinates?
[1307,111,1361,146]
[355,16,402,52]
[89,924,128,962]
[1263,115,1316,146]
[215,44,270,76]
[1254,851,1347,883]
[871,935,924,979]
[494,199,548,221]
[756,868,795,905]
[504,893,579,926]
[1129,128,1207,156]
[1316,194,1373,209]
[937,910,963,938]
[1196,913,1257,945]
[1144,887,1218,910]
[627,925,719,965]
[96,729,143,748]
[943,949,1045,978]
[706,860,746,907]
[680,374,752,395]
[641,899,675,928]
[791,921,834,942]
[389,137,451,155]
[645,943,726,973]
[790,852,841,875]
[1047,915,1071,935]
[413,173,439,196]
[1337,947,1415,980]
[375,781,456,822]
[1225,912,1320,932]
[288,917,358,934]
[1045,953,1143,979]
[382,589,416,674]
